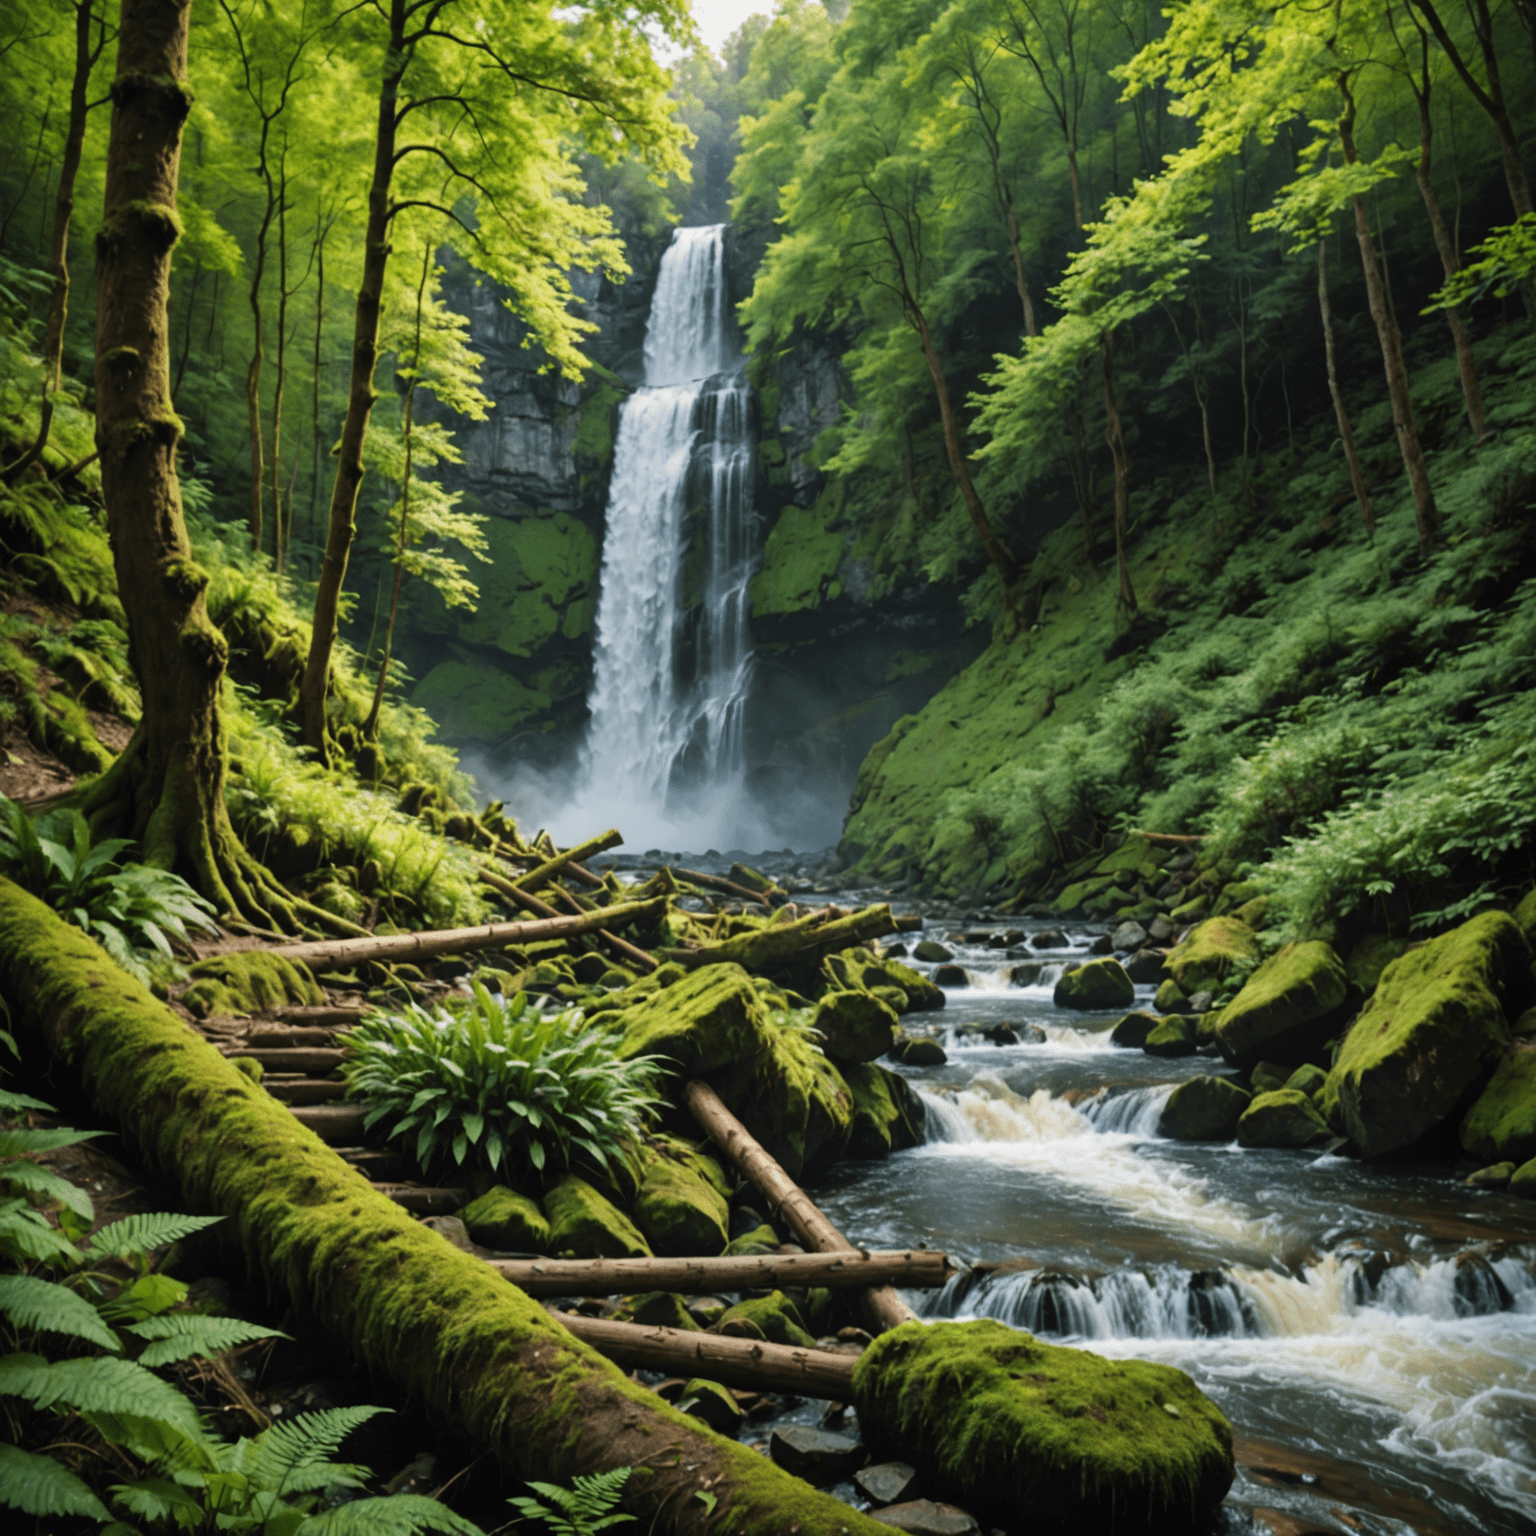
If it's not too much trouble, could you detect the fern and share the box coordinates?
[0,1123,107,1157]
[0,1352,203,1430]
[0,1198,83,1265]
[252,1404,388,1490]
[87,1210,223,1263]
[0,1156,96,1221]
[508,1468,636,1536]
[0,1441,112,1521]
[306,1492,485,1535]
[127,1313,284,1367]
[0,1274,121,1350]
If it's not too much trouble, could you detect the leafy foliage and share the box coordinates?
[507,1468,635,1536]
[344,982,664,1180]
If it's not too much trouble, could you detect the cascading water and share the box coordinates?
[565,225,760,846]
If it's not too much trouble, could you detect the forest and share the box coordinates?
[0,1,1535,1535]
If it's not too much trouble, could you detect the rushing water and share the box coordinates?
[570,225,759,846]
[803,916,1536,1535]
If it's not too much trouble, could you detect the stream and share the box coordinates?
[802,912,1536,1535]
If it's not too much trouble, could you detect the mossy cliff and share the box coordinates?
[0,875,894,1536]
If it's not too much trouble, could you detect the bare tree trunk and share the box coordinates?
[1098,329,1137,612]
[1005,202,1038,337]
[245,200,270,553]
[4,1,97,486]
[491,1249,952,1296]
[271,156,290,569]
[1317,240,1374,537]
[309,205,326,565]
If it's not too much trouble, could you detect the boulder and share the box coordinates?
[614,962,766,1076]
[932,965,969,987]
[1213,941,1349,1069]
[769,1426,867,1484]
[732,1025,856,1178]
[1031,928,1068,950]
[814,989,901,1063]
[914,940,954,963]
[825,948,946,1013]
[1515,887,1536,948]
[1148,915,1178,943]
[623,1291,701,1330]
[677,1377,742,1436]
[457,1186,550,1252]
[842,1060,927,1157]
[1249,1062,1291,1096]
[890,1034,947,1067]
[1169,892,1212,926]
[870,1503,979,1536]
[1112,921,1150,953]
[1345,933,1409,992]
[181,951,322,1019]
[1166,917,1261,995]
[1158,1077,1251,1141]
[1516,1008,1536,1038]
[1232,896,1271,931]
[544,1176,651,1260]
[1320,912,1530,1158]
[1007,961,1044,986]
[1236,1089,1331,1149]
[1459,1050,1536,1165]
[1053,959,1135,1012]
[1465,1162,1515,1189]
[632,1141,730,1256]
[1125,948,1168,984]
[1109,1011,1161,1049]
[1088,931,1117,953]
[718,1290,816,1349]
[851,1319,1234,1530]
[722,1223,779,1256]
[1511,1157,1536,1199]
[854,1462,919,1508]
[1144,1016,1197,1057]
[1154,977,1188,1014]
[1285,1063,1328,1098]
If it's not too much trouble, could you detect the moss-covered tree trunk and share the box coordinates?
[82,0,335,932]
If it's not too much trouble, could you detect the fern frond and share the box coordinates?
[0,1125,106,1157]
[305,1492,485,1535]
[0,1351,201,1430]
[109,1473,204,1525]
[0,1157,96,1222]
[0,1275,120,1350]
[0,1203,82,1265]
[87,1211,222,1262]
[128,1313,286,1367]
[0,1087,53,1112]
[253,1405,388,1486]
[0,1441,112,1521]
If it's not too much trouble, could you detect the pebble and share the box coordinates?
[768,1425,867,1483]
[870,1500,981,1536]
[854,1461,918,1507]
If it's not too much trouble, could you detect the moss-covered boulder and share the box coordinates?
[544,1175,651,1260]
[1236,1089,1330,1149]
[723,1223,780,1256]
[1166,917,1260,996]
[1510,1157,1536,1199]
[851,1319,1233,1531]
[814,989,900,1063]
[843,1060,926,1157]
[1465,1161,1515,1189]
[1459,1050,1536,1165]
[613,963,765,1076]
[632,1141,730,1257]
[678,1377,743,1436]
[458,1186,550,1252]
[1144,1016,1197,1057]
[730,1025,857,1179]
[181,952,323,1019]
[824,948,945,1013]
[1153,977,1188,1014]
[622,1291,701,1330]
[1213,941,1348,1069]
[1109,1011,1160,1049]
[1320,912,1530,1158]
[1249,1062,1291,1095]
[1052,959,1135,1012]
[1158,1077,1250,1141]
[1285,1063,1328,1098]
[717,1291,816,1349]
[1345,933,1409,993]
[1515,888,1536,949]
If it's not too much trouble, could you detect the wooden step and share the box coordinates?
[335,1147,407,1180]
[246,1027,346,1049]
[288,1104,369,1142]
[225,1047,346,1073]
[372,1184,466,1215]
[268,1080,349,1106]
[266,1005,368,1025]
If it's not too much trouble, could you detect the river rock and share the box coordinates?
[718,1289,817,1349]
[1515,887,1536,946]
[614,962,766,1076]
[932,964,969,987]
[722,1223,779,1256]
[1186,990,1215,1015]
[843,1060,926,1157]
[1345,933,1409,992]
[677,1377,742,1436]
[1249,1062,1291,1095]
[458,1186,550,1252]
[825,949,946,1013]
[544,1175,652,1260]
[1007,961,1044,986]
[1155,977,1188,1013]
[1088,932,1116,954]
[1125,948,1168,983]
[1236,1089,1331,1149]
[1149,915,1178,943]
[814,988,901,1063]
[852,1318,1234,1529]
[1110,1011,1161,1049]
[1460,1050,1536,1164]
[1144,1015,1197,1057]
[854,1461,919,1507]
[1113,920,1150,953]
[1032,928,1068,949]
[633,1139,730,1256]
[1512,1157,1536,1199]
[1465,1162,1515,1189]
[1159,1076,1251,1140]
[1053,958,1135,1011]
[870,1502,980,1536]
[890,1034,947,1067]
[1214,940,1349,1070]
[1285,1063,1328,1098]
[623,1291,701,1330]
[769,1425,867,1483]
[1321,911,1530,1158]
[1166,916,1261,995]
[914,940,954,963]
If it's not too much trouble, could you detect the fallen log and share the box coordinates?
[480,871,658,974]
[490,1248,951,1296]
[0,876,892,1536]
[670,867,773,904]
[554,1313,857,1400]
[661,903,898,973]
[686,1080,919,1334]
[515,830,623,894]
[263,897,665,972]
[1129,830,1206,845]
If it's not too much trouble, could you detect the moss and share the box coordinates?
[749,498,847,617]
[1153,977,1186,1013]
[1321,911,1529,1157]
[1055,874,1114,913]
[812,989,899,1063]
[544,1175,651,1260]
[1052,958,1135,1012]
[841,1059,924,1157]
[459,1186,550,1252]
[1285,1063,1328,1097]
[1158,1076,1249,1140]
[632,1141,729,1257]
[1510,1157,1536,1199]
[180,951,322,1019]
[621,1291,701,1330]
[1345,933,1409,992]
[1213,940,1348,1069]
[1166,917,1260,995]
[1236,1088,1330,1149]
[1143,1016,1197,1057]
[678,1377,744,1437]
[1514,888,1536,949]
[230,1056,264,1084]
[0,878,894,1536]
[1109,1011,1160,1048]
[851,1319,1233,1530]
[717,1291,816,1349]
[1460,1050,1536,1164]
[723,1223,780,1256]
[613,962,766,1076]
[1094,836,1170,881]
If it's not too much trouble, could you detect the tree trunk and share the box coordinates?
[1340,100,1438,548]
[301,0,407,755]
[478,869,660,973]
[0,880,894,1536]
[1098,329,1138,612]
[310,207,326,563]
[517,830,623,893]
[173,258,202,397]
[660,904,898,972]
[1005,202,1039,337]
[245,187,271,553]
[81,0,315,929]
[687,1080,916,1335]
[490,1249,952,1296]
[4,0,95,486]
[271,157,290,569]
[1317,240,1375,537]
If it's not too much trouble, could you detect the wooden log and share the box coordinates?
[894,914,924,933]
[517,830,623,894]
[265,1080,347,1106]
[686,1080,918,1334]
[670,867,772,905]
[480,872,659,975]
[546,884,659,974]
[490,1248,951,1296]
[263,897,665,972]
[553,1313,857,1400]
[372,1184,466,1215]
[286,1104,369,1142]
[1129,830,1206,845]
[661,904,898,973]
[223,1047,346,1072]
[245,1026,346,1049]
[265,1004,367,1025]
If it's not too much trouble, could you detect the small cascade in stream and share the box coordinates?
[571,225,759,845]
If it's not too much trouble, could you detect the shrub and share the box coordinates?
[343,983,665,1180]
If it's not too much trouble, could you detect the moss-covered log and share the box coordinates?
[663,905,899,972]
[0,877,893,1536]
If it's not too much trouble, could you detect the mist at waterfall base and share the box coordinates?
[473,225,848,854]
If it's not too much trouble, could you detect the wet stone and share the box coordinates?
[769,1425,867,1483]
[1124,948,1168,984]
[1031,928,1068,949]
[1007,961,1043,986]
[870,1501,981,1536]
[891,1035,948,1067]
[1187,989,1216,1013]
[1112,920,1149,952]
[1109,1011,1161,1049]
[932,965,969,987]
[1465,1162,1515,1189]
[1089,934,1115,955]
[914,940,954,963]
[1149,914,1178,943]
[855,1462,919,1507]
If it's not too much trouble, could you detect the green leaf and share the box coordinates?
[128,1314,286,1366]
[0,1441,112,1520]
[0,1205,82,1265]
[0,1351,202,1430]
[305,1493,484,1535]
[108,1273,190,1321]
[0,1274,120,1350]
[109,1474,204,1524]
[88,1211,222,1262]
[0,1125,107,1157]
[0,1157,96,1221]
[0,1087,54,1113]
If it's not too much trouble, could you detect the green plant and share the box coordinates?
[507,1468,634,1536]
[0,798,219,984]
[343,982,664,1179]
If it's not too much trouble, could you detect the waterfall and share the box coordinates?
[572,224,759,846]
